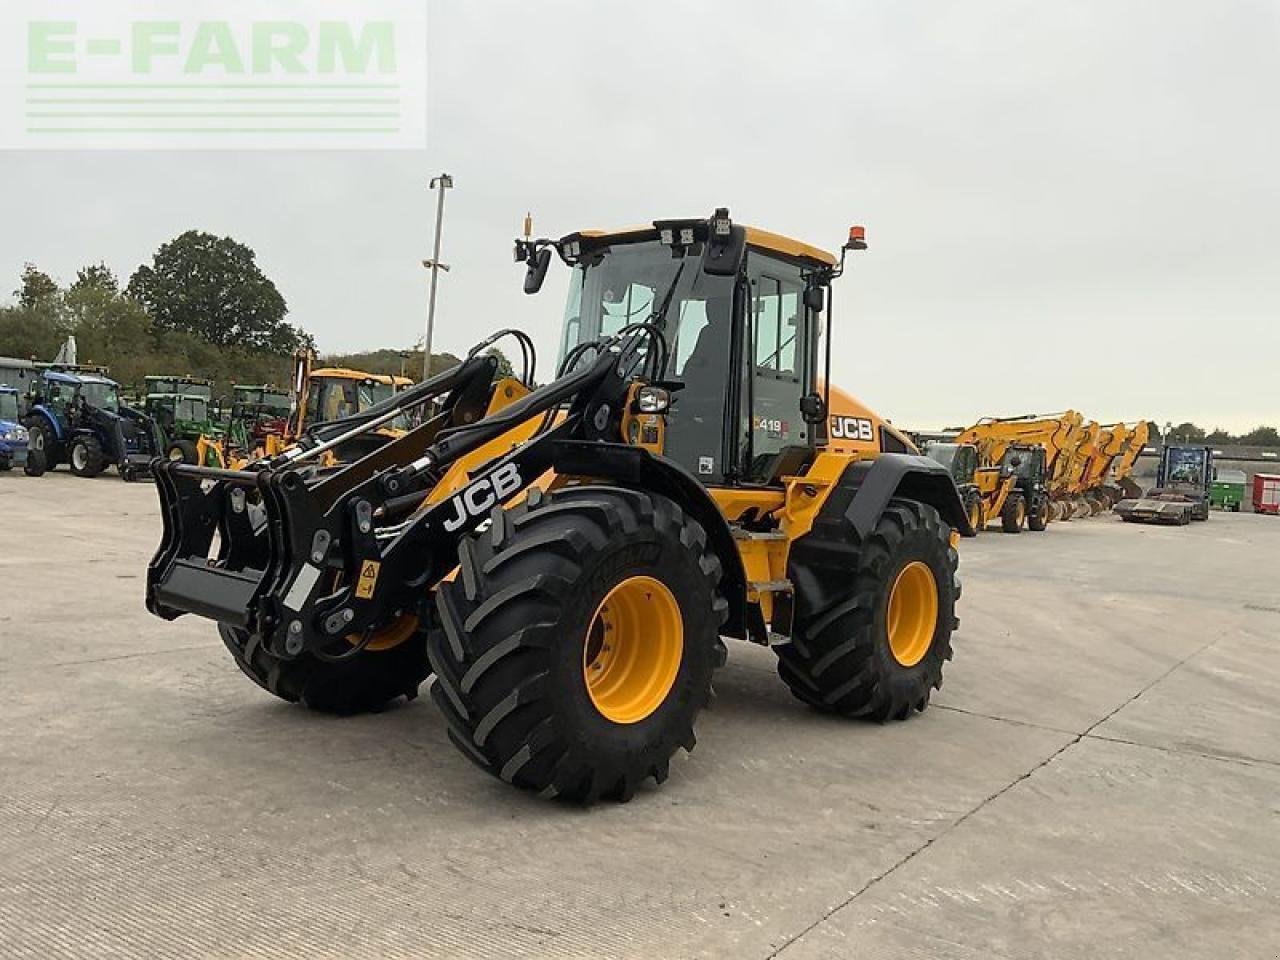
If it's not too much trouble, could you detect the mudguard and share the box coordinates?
[827,453,973,539]
[550,440,750,640]
[29,405,62,440]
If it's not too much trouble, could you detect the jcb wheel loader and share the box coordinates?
[146,210,969,803]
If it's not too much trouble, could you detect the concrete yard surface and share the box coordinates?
[1,473,1278,959]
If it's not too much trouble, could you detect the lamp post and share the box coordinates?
[422,172,453,379]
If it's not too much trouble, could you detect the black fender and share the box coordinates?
[783,453,969,641]
[831,453,973,538]
[550,440,750,640]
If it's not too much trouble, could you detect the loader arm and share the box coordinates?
[147,332,658,664]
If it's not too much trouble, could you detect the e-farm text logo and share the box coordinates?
[1,1,427,149]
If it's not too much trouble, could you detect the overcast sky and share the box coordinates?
[2,0,1277,432]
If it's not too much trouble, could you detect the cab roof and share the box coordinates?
[569,223,837,267]
[312,368,412,386]
[46,370,117,387]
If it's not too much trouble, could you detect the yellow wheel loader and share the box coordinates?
[146,210,970,804]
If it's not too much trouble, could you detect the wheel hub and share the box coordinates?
[887,561,938,668]
[584,575,683,724]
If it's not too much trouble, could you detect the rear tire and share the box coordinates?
[69,435,105,477]
[429,486,728,804]
[1001,494,1026,533]
[776,499,958,722]
[218,622,430,715]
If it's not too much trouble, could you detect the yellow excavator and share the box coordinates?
[1079,421,1151,511]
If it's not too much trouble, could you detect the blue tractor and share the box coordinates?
[0,385,29,472]
[23,368,161,481]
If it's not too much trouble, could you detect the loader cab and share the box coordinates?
[550,213,835,488]
[1001,443,1046,483]
[923,442,978,486]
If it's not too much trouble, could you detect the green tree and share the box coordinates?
[1205,428,1233,444]
[15,264,59,310]
[127,231,302,352]
[70,262,119,294]
[1170,422,1205,443]
[64,282,152,382]
[486,347,516,380]
[1238,425,1280,447]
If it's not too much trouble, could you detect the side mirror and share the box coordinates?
[524,247,552,294]
[804,286,825,312]
[799,392,826,425]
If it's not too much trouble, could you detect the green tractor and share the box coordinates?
[143,376,223,465]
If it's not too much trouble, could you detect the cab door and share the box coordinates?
[740,253,813,484]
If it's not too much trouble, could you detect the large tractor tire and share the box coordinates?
[1027,494,1049,531]
[961,488,983,537]
[69,435,105,477]
[167,438,199,464]
[1001,494,1026,533]
[776,499,958,723]
[218,621,430,714]
[23,446,47,477]
[27,422,57,470]
[429,486,728,804]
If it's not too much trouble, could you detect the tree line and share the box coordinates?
[1167,422,1280,448]
[0,229,494,402]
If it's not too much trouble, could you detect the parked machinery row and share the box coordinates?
[1,350,414,481]
[942,413,1154,530]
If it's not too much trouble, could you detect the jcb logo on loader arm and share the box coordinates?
[443,463,523,532]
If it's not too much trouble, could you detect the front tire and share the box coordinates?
[776,499,958,722]
[429,486,728,804]
[218,622,430,714]
[24,446,47,477]
[961,488,983,537]
[1027,494,1049,531]
[1001,493,1026,533]
[27,422,57,469]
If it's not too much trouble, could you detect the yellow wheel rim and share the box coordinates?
[584,576,683,724]
[347,614,419,652]
[1016,500,1026,525]
[968,502,981,530]
[887,561,939,668]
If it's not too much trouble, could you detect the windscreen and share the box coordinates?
[924,442,958,471]
[80,381,119,412]
[1001,447,1038,478]
[557,240,737,481]
[1165,448,1208,489]
[177,397,208,421]
[0,392,18,421]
